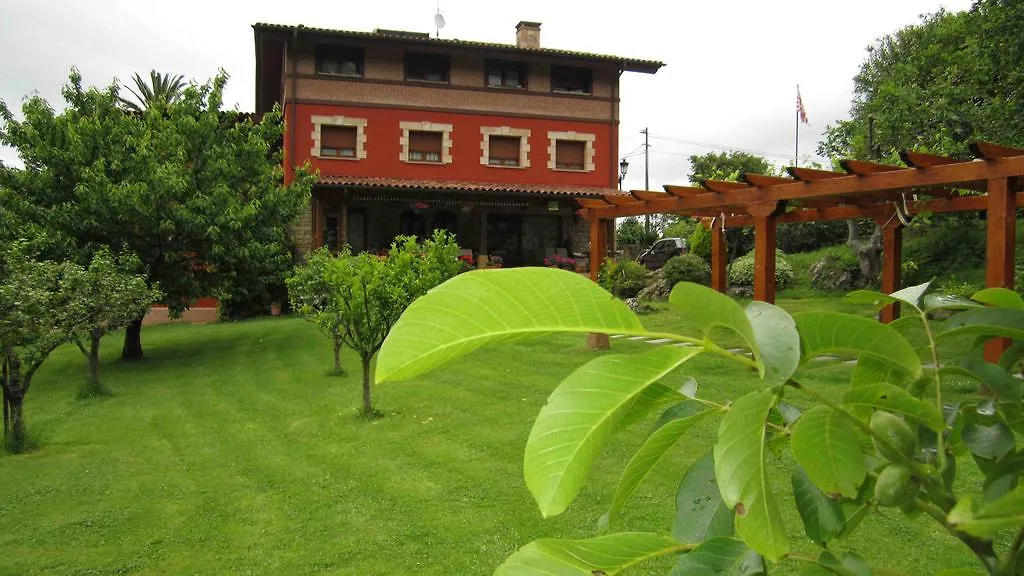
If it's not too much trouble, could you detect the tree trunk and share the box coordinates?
[2,359,8,437]
[847,220,883,283]
[5,390,25,452]
[361,357,373,416]
[122,316,145,361]
[333,337,343,374]
[84,332,103,396]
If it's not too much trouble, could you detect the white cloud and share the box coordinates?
[0,0,972,180]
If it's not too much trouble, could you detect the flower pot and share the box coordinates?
[270,302,282,316]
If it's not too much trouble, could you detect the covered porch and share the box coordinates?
[306,177,616,269]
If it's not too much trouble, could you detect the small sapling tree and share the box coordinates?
[287,248,348,375]
[72,248,160,397]
[378,269,1024,575]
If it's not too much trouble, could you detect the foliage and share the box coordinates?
[728,249,794,289]
[71,249,160,397]
[598,259,649,299]
[662,218,699,244]
[617,217,657,247]
[687,151,777,184]
[290,231,462,415]
[0,70,313,360]
[118,70,186,113]
[819,1,1024,159]
[904,216,987,285]
[809,248,862,292]
[662,254,710,288]
[379,269,1024,575]
[688,224,712,260]
[777,222,848,254]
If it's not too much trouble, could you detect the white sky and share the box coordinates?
[0,0,973,189]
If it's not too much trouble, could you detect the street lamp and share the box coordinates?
[618,158,629,190]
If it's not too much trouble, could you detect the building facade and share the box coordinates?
[253,21,662,266]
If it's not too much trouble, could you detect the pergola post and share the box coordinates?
[477,209,488,269]
[588,215,610,350]
[984,177,1016,362]
[879,217,903,323]
[339,195,349,248]
[708,218,727,293]
[749,203,778,303]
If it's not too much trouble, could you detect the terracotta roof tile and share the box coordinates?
[317,175,624,198]
[253,23,664,73]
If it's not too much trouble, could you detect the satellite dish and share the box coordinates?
[434,12,446,30]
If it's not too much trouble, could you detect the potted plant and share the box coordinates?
[486,255,504,269]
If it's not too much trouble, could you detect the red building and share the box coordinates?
[253,21,662,266]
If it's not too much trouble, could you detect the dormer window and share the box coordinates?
[405,52,450,83]
[316,45,364,77]
[485,60,527,89]
[551,65,592,94]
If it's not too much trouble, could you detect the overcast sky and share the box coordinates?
[0,0,972,189]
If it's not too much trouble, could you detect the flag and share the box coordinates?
[796,86,809,124]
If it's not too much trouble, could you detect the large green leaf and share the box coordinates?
[377,268,645,382]
[842,384,945,431]
[940,359,1023,402]
[791,407,865,498]
[674,451,734,543]
[938,308,1024,341]
[714,390,789,561]
[791,465,846,545]
[948,483,1024,538]
[793,312,922,380]
[851,356,913,389]
[525,346,701,517]
[494,532,689,576]
[746,301,801,386]
[606,402,722,524]
[670,537,765,576]
[846,281,931,313]
[971,287,1024,310]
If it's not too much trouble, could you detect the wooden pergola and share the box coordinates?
[577,141,1023,360]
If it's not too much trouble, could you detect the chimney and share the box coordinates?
[516,21,541,49]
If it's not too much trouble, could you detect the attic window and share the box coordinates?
[551,65,592,94]
[405,52,450,83]
[485,60,527,89]
[316,45,364,77]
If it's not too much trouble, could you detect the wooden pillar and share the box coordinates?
[587,215,609,350]
[339,196,349,249]
[312,195,323,251]
[477,209,488,269]
[708,218,727,293]
[879,218,903,323]
[749,203,778,303]
[984,177,1016,361]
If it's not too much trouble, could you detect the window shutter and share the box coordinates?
[489,136,520,163]
[555,140,585,169]
[409,131,442,154]
[321,126,357,152]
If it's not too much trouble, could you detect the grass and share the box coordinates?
[0,300,992,575]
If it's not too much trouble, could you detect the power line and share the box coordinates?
[647,133,828,164]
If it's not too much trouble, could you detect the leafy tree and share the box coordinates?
[379,270,1024,575]
[616,217,651,247]
[287,248,348,375]
[118,70,185,112]
[290,231,462,415]
[0,70,314,360]
[71,249,160,397]
[661,217,699,242]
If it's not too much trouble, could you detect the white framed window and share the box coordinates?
[480,126,531,169]
[311,115,367,160]
[400,121,453,164]
[547,131,595,172]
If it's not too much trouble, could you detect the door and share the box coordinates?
[487,215,522,266]
[347,208,367,253]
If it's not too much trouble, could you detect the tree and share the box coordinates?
[378,269,1024,575]
[290,231,462,416]
[71,249,160,397]
[616,217,654,247]
[0,248,87,451]
[0,70,314,360]
[118,71,185,112]
[286,248,348,375]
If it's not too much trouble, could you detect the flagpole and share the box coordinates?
[795,84,799,166]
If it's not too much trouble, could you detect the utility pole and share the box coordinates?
[641,127,650,234]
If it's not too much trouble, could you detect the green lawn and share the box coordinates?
[0,300,988,575]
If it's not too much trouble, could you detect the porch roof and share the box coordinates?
[317,175,621,198]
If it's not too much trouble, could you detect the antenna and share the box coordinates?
[434,0,445,38]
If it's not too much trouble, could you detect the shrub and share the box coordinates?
[688,225,712,259]
[903,215,985,284]
[597,258,648,299]
[777,221,847,254]
[809,248,861,292]
[728,249,794,288]
[937,276,984,299]
[663,254,710,287]
[663,218,699,242]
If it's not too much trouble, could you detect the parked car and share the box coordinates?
[637,237,688,270]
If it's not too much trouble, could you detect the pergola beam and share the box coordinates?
[900,150,960,168]
[786,166,846,181]
[970,141,1024,160]
[840,159,902,175]
[701,179,749,194]
[663,185,710,197]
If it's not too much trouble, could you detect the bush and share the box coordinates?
[903,215,985,284]
[688,225,712,259]
[777,221,847,254]
[809,248,861,292]
[728,249,794,288]
[598,258,649,299]
[663,254,710,287]
[663,218,699,242]
[937,276,984,299]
